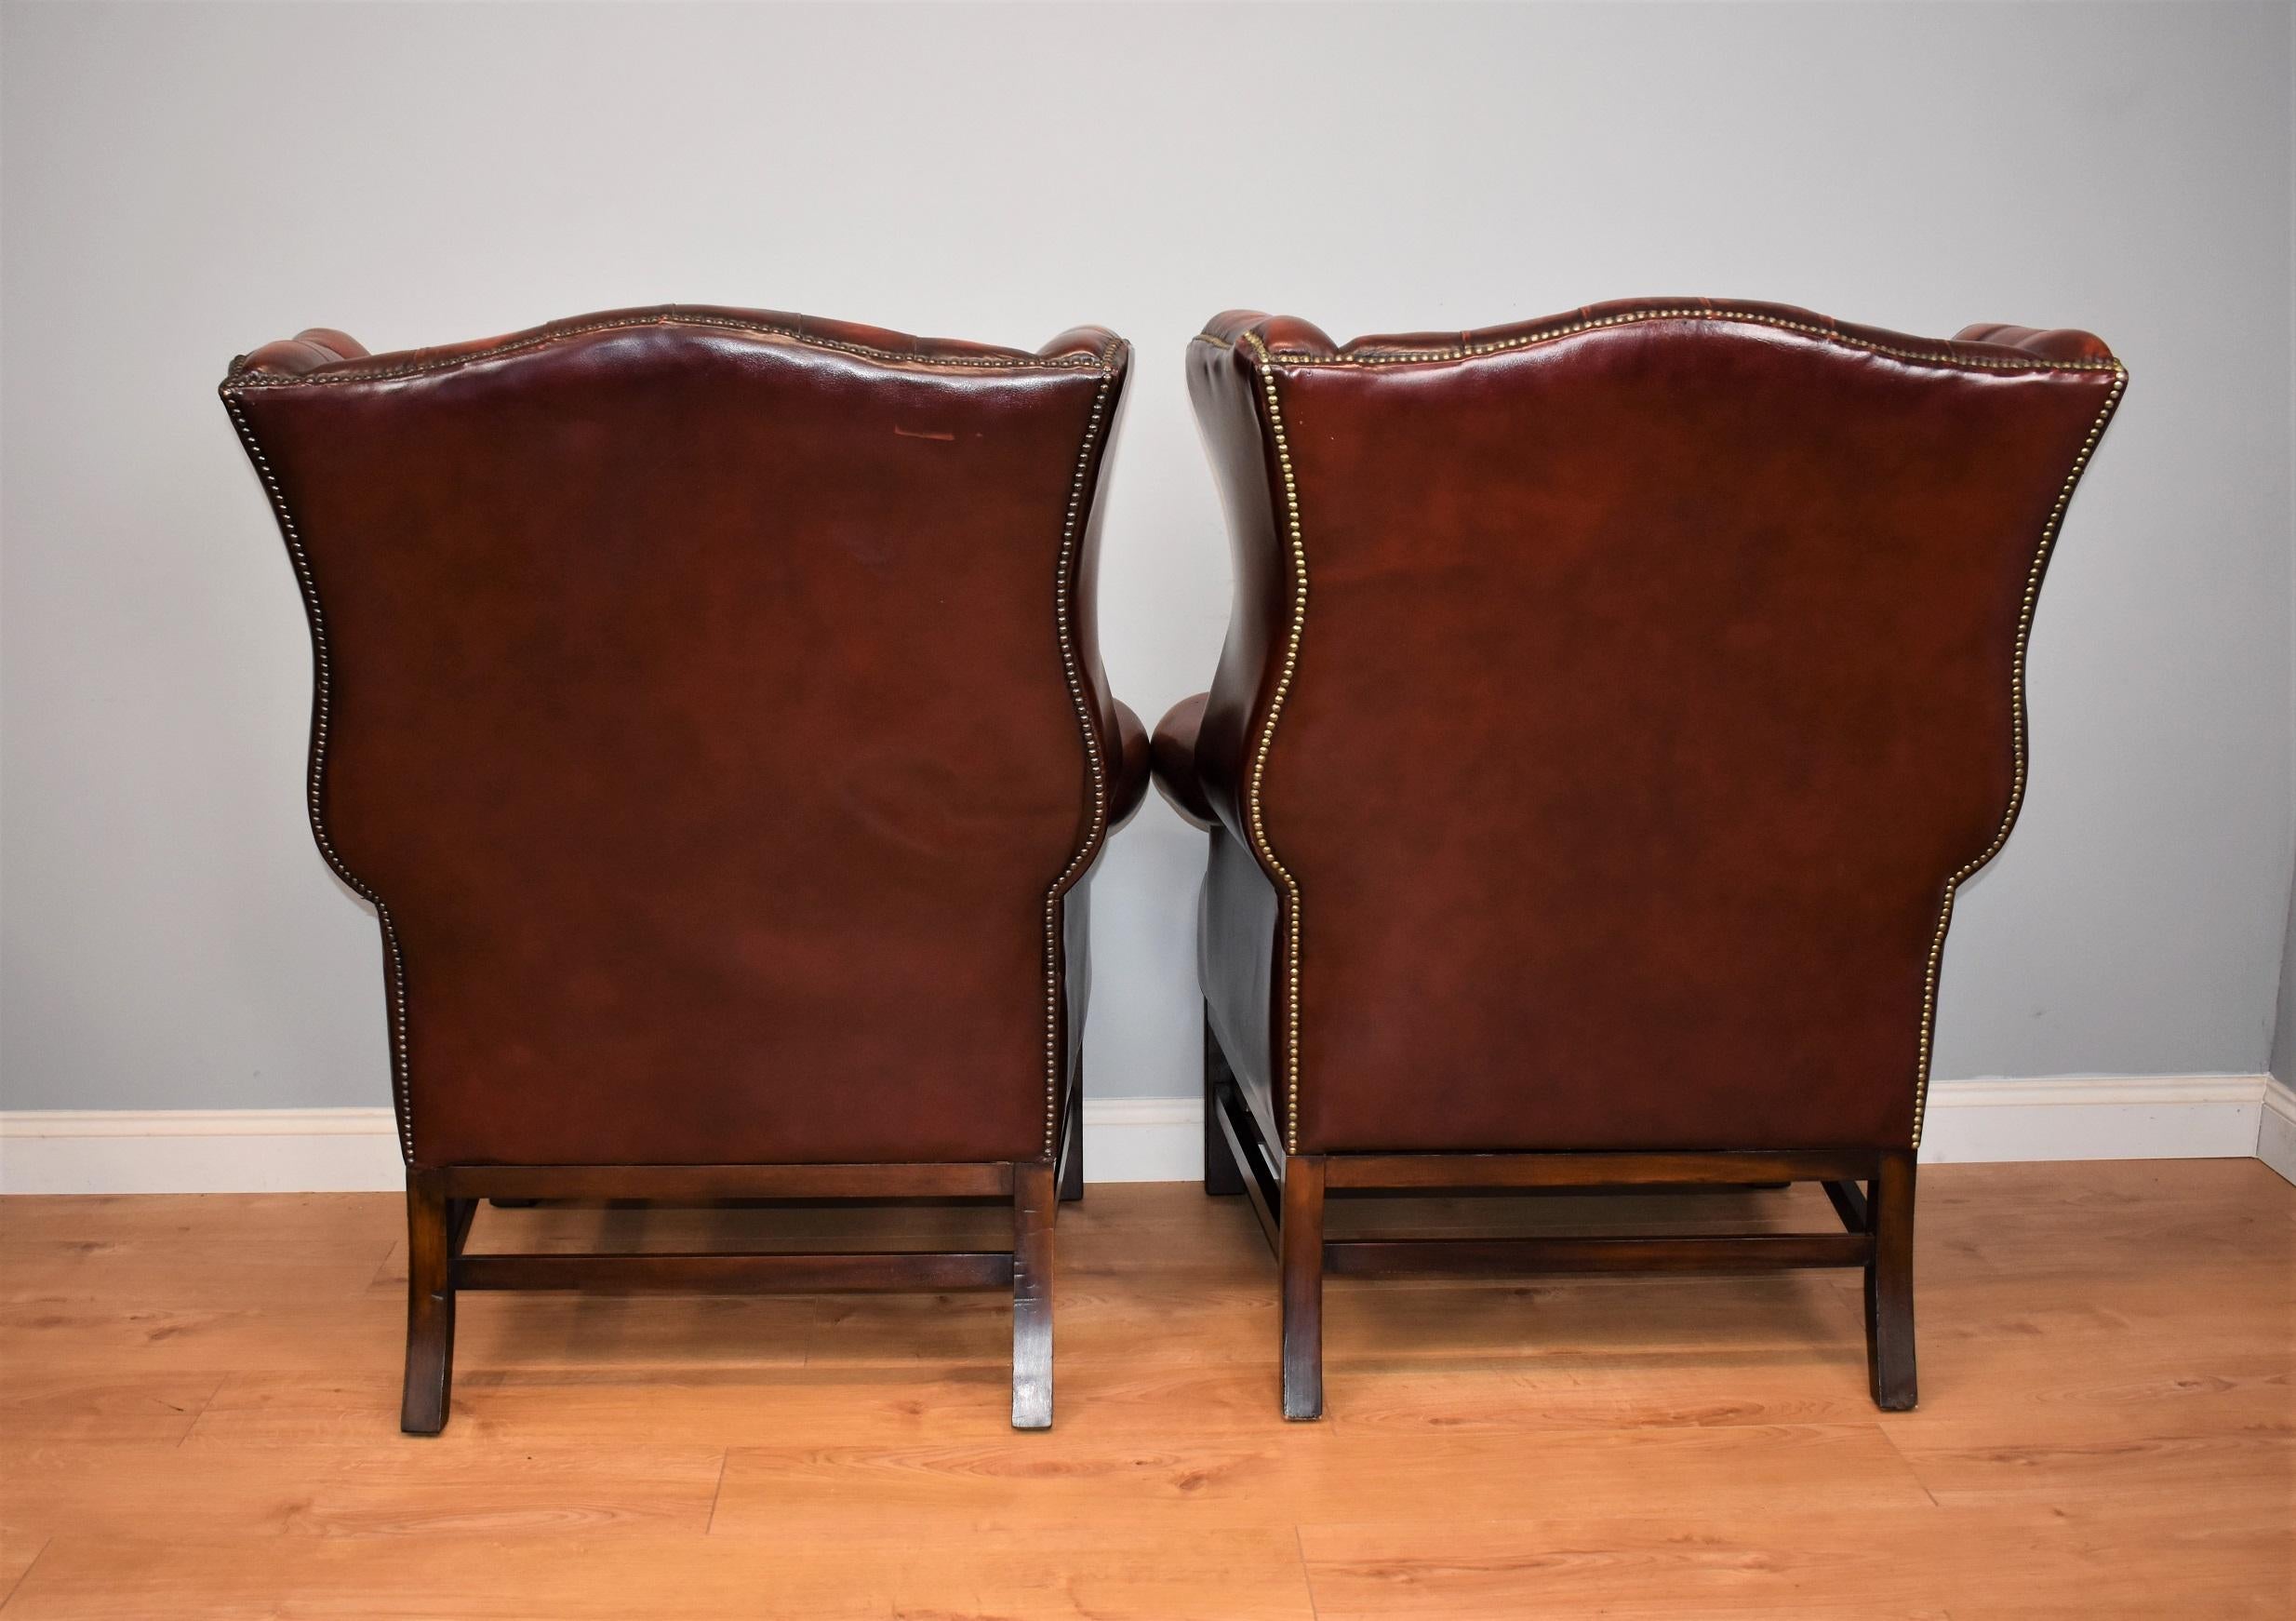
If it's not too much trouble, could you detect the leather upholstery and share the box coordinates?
[1110,702,1153,828]
[1165,298,2125,1157]
[224,305,1132,1169]
[1149,694,1214,829]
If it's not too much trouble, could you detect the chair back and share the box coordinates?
[224,307,1128,1168]
[1188,300,2123,1154]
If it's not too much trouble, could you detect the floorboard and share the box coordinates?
[1,1160,2288,1618]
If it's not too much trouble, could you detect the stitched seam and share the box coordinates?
[1912,362,2128,1147]
[1252,307,2118,375]
[1240,334,1308,1154]
[228,311,1110,387]
[1042,354,1120,1157]
[220,392,414,1161]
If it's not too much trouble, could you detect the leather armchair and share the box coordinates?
[221,305,1142,1431]
[1157,299,2127,1418]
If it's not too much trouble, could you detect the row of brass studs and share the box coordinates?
[230,311,1109,387]
[220,392,416,1160]
[1043,363,1120,1155]
[1240,334,1310,1153]
[1911,363,2129,1146]
[1256,306,2124,375]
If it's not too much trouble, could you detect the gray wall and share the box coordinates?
[2276,883,2296,1087]
[3,2,2290,1114]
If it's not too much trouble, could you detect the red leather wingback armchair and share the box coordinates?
[1155,300,2126,1418]
[221,306,1145,1432]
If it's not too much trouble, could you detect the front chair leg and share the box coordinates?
[1865,1150,1918,1411]
[400,1168,457,1435]
[1011,1159,1057,1429]
[1281,1154,1327,1420]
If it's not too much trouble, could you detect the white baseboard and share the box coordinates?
[0,1075,2278,1196]
[1914,1074,2271,1164]
[0,1107,405,1196]
[2258,1078,2296,1186]
[0,1101,1209,1196]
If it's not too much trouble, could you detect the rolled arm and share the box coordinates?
[1150,693,1217,830]
[1109,699,1151,828]
[230,328,369,380]
[1954,322,2116,365]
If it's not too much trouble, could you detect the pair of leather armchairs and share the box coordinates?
[220,300,2125,1432]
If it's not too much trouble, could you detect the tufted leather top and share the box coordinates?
[1169,298,2125,1157]
[223,306,1138,1169]
[1198,298,2118,368]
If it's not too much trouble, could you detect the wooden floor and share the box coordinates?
[1,1160,2289,1618]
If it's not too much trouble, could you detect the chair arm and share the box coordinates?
[1149,693,1217,830]
[1953,323,2116,365]
[1108,700,1151,829]
[230,328,369,380]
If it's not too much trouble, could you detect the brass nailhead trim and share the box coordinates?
[230,311,1109,387]
[1043,345,1124,1155]
[220,392,415,1160]
[1240,333,1309,1154]
[1911,363,2129,1147]
[1228,310,2126,1155]
[1222,305,2122,376]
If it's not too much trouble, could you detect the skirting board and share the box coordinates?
[0,1076,2284,1196]
[2261,1078,2296,1186]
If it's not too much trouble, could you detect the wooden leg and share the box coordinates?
[1203,1010,1246,1197]
[1058,1065,1085,1204]
[400,1169,456,1435]
[1865,1150,1917,1412]
[1280,1153,1326,1420]
[1010,1159,1056,1429]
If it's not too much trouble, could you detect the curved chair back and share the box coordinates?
[1187,300,2124,1157]
[224,306,1132,1171]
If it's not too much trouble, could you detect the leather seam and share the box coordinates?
[229,310,1113,387]
[1042,351,1121,1158]
[1219,307,2118,375]
[1239,333,1308,1155]
[1911,361,2129,1147]
[220,390,415,1162]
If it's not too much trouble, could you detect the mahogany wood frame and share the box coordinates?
[1203,1011,1917,1421]
[402,1133,1075,1436]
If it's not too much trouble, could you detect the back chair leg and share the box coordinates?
[1203,1009,1246,1196]
[1865,1150,1918,1411]
[1281,1154,1327,1420]
[400,1169,457,1435]
[1010,1159,1057,1429]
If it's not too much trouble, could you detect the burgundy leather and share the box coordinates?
[1150,694,1214,829]
[1110,701,1153,829]
[223,305,1132,1169]
[1169,299,2126,1156]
